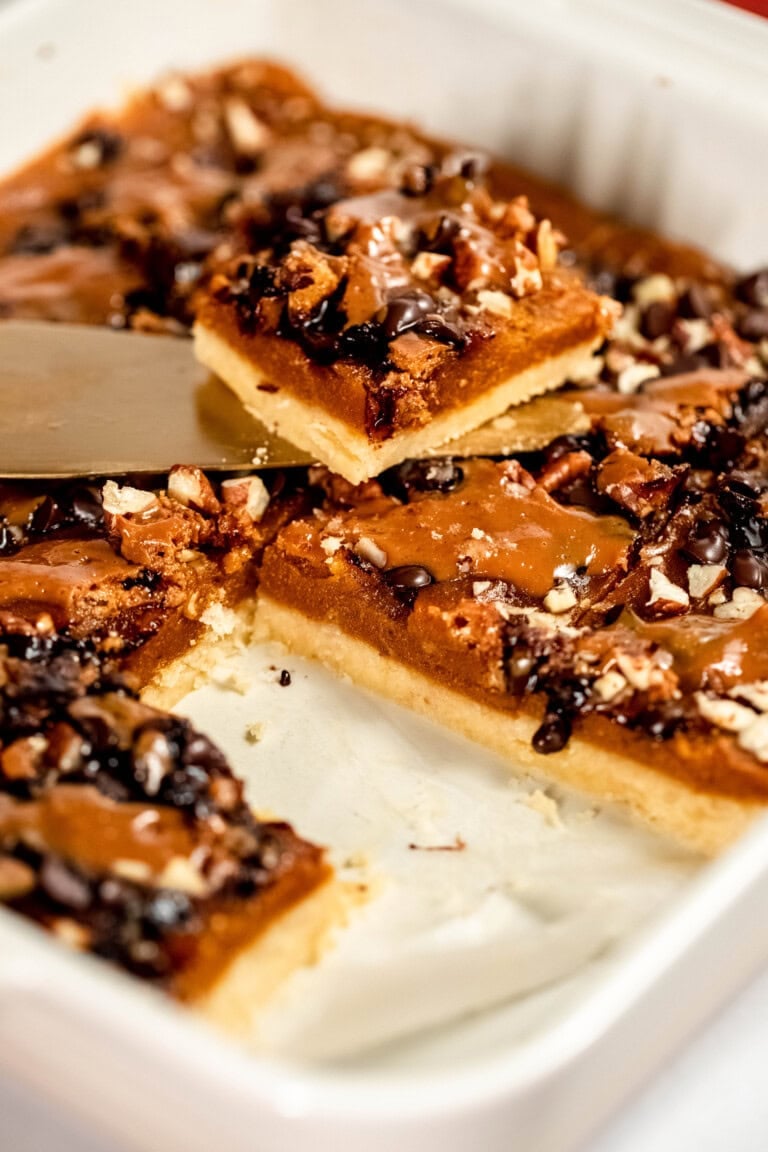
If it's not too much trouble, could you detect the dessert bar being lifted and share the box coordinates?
[194,158,615,483]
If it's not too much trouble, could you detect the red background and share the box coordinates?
[722,0,768,16]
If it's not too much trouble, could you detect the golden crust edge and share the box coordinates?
[256,594,760,857]
[193,320,602,484]
[140,599,258,710]
[193,872,362,1039]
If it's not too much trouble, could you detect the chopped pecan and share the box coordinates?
[597,449,684,519]
[538,450,592,494]
[278,240,346,322]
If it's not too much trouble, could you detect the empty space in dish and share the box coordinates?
[176,640,698,1065]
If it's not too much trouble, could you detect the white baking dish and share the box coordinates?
[1,0,768,1149]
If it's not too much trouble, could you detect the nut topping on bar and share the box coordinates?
[198,152,614,455]
[210,155,558,367]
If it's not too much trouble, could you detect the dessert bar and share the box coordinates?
[195,159,614,482]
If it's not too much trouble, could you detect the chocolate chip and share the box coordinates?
[121,567,162,592]
[660,353,708,377]
[161,764,211,810]
[456,152,490,181]
[421,213,460,254]
[641,300,676,340]
[382,291,435,340]
[725,470,768,497]
[588,269,635,303]
[545,433,598,463]
[717,477,766,548]
[505,644,538,693]
[731,549,768,589]
[728,514,765,551]
[143,890,194,931]
[698,342,732,369]
[735,269,768,310]
[704,426,745,471]
[683,520,729,565]
[283,203,323,245]
[641,701,686,741]
[588,267,618,298]
[737,309,768,342]
[247,262,279,298]
[719,472,760,514]
[279,669,291,686]
[28,495,62,536]
[678,283,714,320]
[181,731,229,777]
[385,565,433,591]
[337,321,388,366]
[416,314,466,348]
[390,457,464,498]
[69,486,104,530]
[58,188,106,222]
[40,857,92,911]
[533,711,571,754]
[400,163,437,198]
[734,379,768,438]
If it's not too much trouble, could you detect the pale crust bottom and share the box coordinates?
[256,595,761,856]
[194,874,358,1038]
[194,321,602,485]
[141,599,258,711]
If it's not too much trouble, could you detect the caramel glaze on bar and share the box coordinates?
[199,158,615,440]
[0,59,714,335]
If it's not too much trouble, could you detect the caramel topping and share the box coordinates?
[626,605,768,691]
[0,538,139,622]
[580,369,747,419]
[326,459,635,599]
[0,247,144,325]
[0,785,193,875]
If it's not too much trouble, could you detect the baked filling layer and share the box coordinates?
[0,56,767,1014]
[194,318,604,484]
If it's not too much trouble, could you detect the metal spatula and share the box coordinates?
[0,320,312,478]
[0,320,588,478]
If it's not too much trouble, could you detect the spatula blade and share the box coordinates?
[0,320,312,478]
